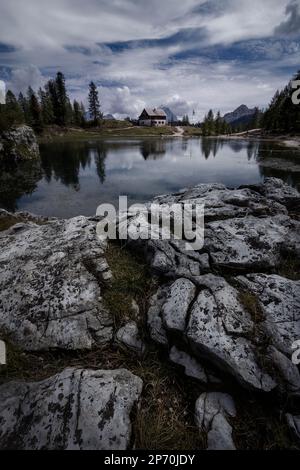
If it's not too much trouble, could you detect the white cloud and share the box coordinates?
[100,86,145,117]
[0,0,296,117]
[9,65,45,94]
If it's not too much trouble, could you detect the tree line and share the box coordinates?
[0,72,102,133]
[262,70,300,133]
[201,110,232,136]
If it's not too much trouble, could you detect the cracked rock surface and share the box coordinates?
[195,392,237,450]
[0,177,299,450]
[116,321,146,354]
[119,178,299,397]
[0,215,113,350]
[0,368,143,450]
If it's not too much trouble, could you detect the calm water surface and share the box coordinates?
[0,137,299,218]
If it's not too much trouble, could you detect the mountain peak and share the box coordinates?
[160,106,178,123]
[223,104,256,124]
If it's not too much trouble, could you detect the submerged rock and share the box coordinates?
[0,125,40,161]
[0,215,113,350]
[195,392,237,450]
[0,368,143,450]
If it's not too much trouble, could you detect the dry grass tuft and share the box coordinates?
[238,291,265,324]
[277,255,300,280]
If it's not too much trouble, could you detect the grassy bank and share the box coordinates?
[39,123,176,142]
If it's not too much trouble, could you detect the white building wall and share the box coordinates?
[152,119,166,127]
[139,119,152,126]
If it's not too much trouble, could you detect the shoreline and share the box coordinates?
[37,125,300,147]
[211,129,300,149]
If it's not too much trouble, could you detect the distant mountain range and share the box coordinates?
[84,112,115,120]
[160,106,178,123]
[223,105,256,126]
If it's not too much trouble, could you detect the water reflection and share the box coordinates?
[140,140,166,160]
[0,159,42,212]
[0,137,299,218]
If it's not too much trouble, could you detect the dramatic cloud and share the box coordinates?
[275,0,300,37]
[9,65,45,94]
[0,0,298,119]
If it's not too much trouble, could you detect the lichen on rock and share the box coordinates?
[0,125,40,162]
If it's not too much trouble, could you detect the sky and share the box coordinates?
[0,0,299,120]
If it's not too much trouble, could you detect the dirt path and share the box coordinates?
[172,126,185,137]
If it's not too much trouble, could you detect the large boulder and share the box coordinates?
[0,368,143,450]
[205,215,299,271]
[148,275,276,392]
[119,178,299,278]
[138,179,300,394]
[236,274,300,395]
[0,215,113,350]
[236,274,300,358]
[0,125,40,161]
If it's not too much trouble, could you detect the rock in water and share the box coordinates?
[0,368,143,450]
[0,216,113,350]
[0,125,40,161]
[195,392,237,450]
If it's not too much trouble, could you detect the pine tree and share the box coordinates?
[73,100,83,126]
[4,90,24,127]
[66,98,74,126]
[206,110,215,136]
[55,72,68,126]
[29,91,43,133]
[80,102,86,127]
[262,70,300,133]
[215,111,222,135]
[88,82,101,124]
[47,79,59,124]
[38,87,54,125]
[18,92,29,122]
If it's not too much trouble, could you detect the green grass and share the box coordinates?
[183,126,202,136]
[103,242,155,329]
[276,255,300,280]
[238,291,265,325]
[39,125,174,143]
[0,215,19,232]
[0,213,46,232]
[1,241,298,449]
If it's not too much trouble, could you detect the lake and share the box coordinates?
[0,137,299,218]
